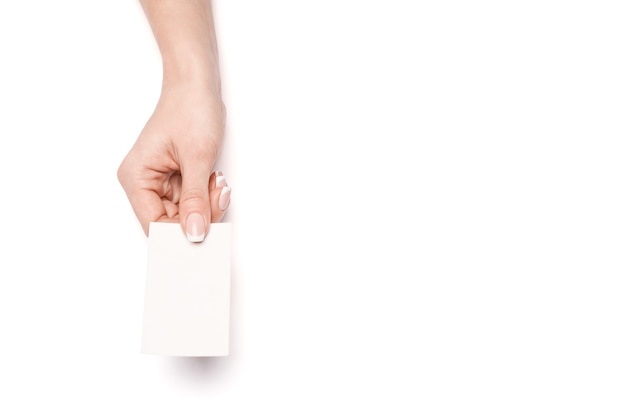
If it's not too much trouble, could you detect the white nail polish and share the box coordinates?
[216,175,227,188]
[186,213,205,243]
[219,186,231,211]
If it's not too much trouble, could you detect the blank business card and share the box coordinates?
[141,222,231,356]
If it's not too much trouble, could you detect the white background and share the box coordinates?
[0,0,625,416]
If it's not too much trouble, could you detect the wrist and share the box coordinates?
[161,51,222,97]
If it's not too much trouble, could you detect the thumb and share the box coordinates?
[179,158,212,242]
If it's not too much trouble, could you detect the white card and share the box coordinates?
[141,222,231,356]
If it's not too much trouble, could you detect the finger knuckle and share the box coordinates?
[180,188,208,207]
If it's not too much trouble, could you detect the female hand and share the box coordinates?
[117,85,230,242]
[119,0,228,242]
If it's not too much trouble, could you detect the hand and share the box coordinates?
[117,85,230,242]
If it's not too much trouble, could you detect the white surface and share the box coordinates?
[142,222,231,356]
[0,0,625,416]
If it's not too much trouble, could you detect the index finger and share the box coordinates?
[125,186,168,236]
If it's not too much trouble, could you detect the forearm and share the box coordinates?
[140,0,221,95]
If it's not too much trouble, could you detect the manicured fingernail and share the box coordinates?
[186,212,205,243]
[216,175,227,188]
[219,186,231,211]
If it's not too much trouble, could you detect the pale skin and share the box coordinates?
[118,0,230,242]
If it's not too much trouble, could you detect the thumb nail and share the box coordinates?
[186,212,206,243]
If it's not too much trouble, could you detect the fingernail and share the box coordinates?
[219,186,232,211]
[186,212,205,243]
[216,175,227,188]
